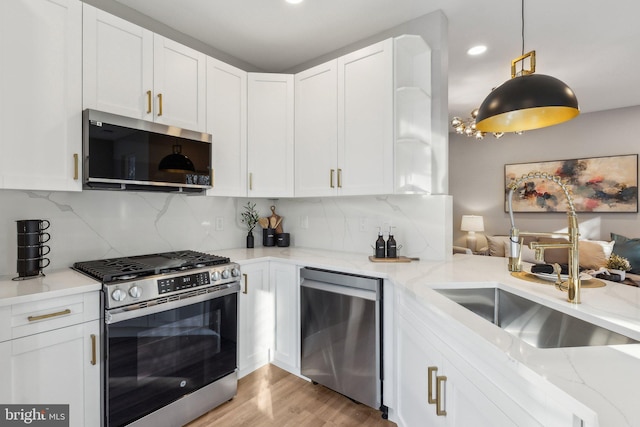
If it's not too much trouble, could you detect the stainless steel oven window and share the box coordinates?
[105,293,237,427]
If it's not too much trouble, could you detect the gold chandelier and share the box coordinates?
[451,108,522,140]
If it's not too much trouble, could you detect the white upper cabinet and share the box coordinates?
[0,0,82,192]
[295,36,433,197]
[152,35,206,132]
[82,5,153,120]
[247,73,294,198]
[295,40,394,197]
[206,57,248,197]
[83,5,206,132]
[337,38,394,196]
[294,60,339,197]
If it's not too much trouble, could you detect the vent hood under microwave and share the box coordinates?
[82,109,212,193]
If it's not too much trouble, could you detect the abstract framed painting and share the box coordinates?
[505,154,638,213]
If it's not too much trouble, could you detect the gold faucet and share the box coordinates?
[506,172,581,304]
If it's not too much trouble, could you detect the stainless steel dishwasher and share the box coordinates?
[300,267,385,417]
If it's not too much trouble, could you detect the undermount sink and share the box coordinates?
[435,287,638,348]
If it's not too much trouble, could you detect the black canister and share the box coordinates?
[276,233,290,247]
[263,228,276,247]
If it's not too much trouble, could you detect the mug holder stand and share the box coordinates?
[12,272,46,281]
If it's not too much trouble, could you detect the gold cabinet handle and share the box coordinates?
[242,273,248,294]
[330,169,335,188]
[436,375,447,416]
[90,334,97,366]
[337,168,343,188]
[146,90,152,114]
[157,93,163,116]
[249,173,253,191]
[73,153,79,180]
[427,366,438,404]
[28,308,71,322]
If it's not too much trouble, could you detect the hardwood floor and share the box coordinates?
[186,364,396,427]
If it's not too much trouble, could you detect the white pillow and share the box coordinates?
[581,239,615,259]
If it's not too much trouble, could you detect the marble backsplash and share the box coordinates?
[0,189,451,276]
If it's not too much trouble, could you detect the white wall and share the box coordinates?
[449,105,640,250]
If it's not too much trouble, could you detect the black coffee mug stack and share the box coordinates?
[16,219,51,279]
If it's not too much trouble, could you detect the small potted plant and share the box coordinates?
[240,202,259,248]
[606,253,631,280]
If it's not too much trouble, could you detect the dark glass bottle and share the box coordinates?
[375,229,386,258]
[386,229,397,258]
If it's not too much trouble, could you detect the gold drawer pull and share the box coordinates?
[157,93,163,116]
[73,153,79,180]
[330,169,335,188]
[337,168,342,188]
[249,173,253,191]
[90,334,97,366]
[243,273,248,294]
[28,308,71,322]
[436,375,447,416]
[427,366,437,404]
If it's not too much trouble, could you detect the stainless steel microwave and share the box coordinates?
[82,109,212,192]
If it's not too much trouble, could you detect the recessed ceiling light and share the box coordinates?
[467,45,487,56]
[286,0,304,4]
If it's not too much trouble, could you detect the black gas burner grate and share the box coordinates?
[73,250,230,283]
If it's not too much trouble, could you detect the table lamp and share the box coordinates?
[461,215,484,251]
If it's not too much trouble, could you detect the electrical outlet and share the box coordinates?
[300,215,309,229]
[215,217,224,231]
[359,217,367,232]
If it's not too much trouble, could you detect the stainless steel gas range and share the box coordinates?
[73,250,240,427]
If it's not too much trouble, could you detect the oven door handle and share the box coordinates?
[106,282,240,324]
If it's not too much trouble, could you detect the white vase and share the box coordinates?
[610,269,626,281]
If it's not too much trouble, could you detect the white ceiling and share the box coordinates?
[114,0,640,120]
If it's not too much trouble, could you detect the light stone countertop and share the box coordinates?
[216,247,640,427]
[1,247,638,425]
[0,268,101,307]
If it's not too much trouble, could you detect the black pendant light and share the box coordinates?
[475,0,579,133]
[158,145,196,173]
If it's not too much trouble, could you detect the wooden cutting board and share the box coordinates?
[268,205,284,234]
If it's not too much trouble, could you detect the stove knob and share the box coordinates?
[231,267,240,277]
[129,285,142,299]
[211,271,221,281]
[222,269,230,279]
[111,288,127,302]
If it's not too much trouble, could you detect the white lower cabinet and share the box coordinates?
[238,261,274,378]
[0,293,100,427]
[269,262,299,374]
[395,292,542,427]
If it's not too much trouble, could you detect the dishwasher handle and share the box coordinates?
[300,278,377,301]
[300,267,380,292]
